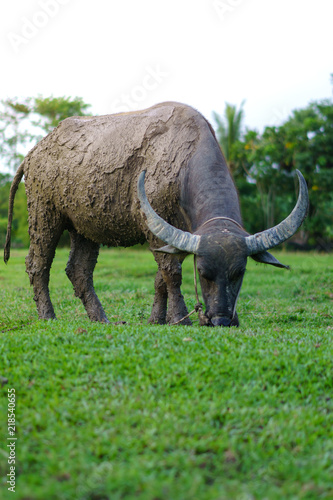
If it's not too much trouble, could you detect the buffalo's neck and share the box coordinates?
[181,134,242,232]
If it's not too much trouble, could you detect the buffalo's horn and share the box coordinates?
[245,170,309,255]
[137,170,201,253]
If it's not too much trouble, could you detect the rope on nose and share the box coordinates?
[171,255,211,326]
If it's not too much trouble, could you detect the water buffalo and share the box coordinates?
[4,102,308,326]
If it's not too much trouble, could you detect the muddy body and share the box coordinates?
[25,104,194,246]
[5,102,308,325]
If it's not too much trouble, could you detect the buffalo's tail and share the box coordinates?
[4,162,25,263]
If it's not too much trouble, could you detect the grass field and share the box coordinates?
[1,248,333,500]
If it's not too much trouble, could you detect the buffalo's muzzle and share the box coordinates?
[210,314,239,327]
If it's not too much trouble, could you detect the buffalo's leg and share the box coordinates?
[25,207,64,320]
[148,269,168,324]
[151,253,192,326]
[66,231,109,323]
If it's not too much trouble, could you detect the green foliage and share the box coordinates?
[231,99,333,249]
[34,96,91,134]
[0,177,29,248]
[0,174,12,246]
[0,96,91,173]
[1,249,332,499]
[0,98,34,173]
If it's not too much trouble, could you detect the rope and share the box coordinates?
[171,307,198,325]
[200,216,244,230]
[193,254,200,303]
[171,255,211,326]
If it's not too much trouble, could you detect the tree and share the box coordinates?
[213,100,245,165]
[232,98,333,249]
[0,96,91,173]
[0,99,33,174]
[34,96,91,134]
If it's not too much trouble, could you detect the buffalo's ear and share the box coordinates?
[251,251,290,269]
[151,245,188,255]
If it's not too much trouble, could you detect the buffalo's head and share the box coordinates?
[137,170,308,327]
[194,231,247,327]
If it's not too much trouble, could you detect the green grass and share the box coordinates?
[1,248,333,500]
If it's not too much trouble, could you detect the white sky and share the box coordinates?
[1,0,332,134]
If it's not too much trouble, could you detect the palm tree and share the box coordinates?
[213,100,245,162]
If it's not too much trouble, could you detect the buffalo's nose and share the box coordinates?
[211,316,232,327]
